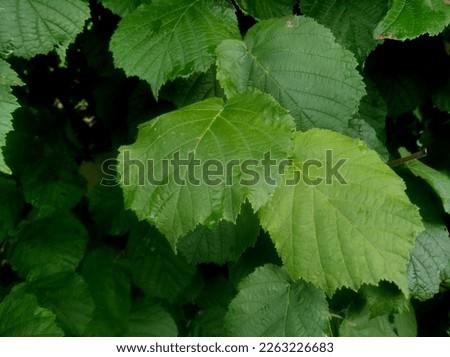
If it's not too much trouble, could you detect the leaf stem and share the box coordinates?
[387,149,428,168]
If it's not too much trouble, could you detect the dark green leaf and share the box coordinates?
[125,298,178,337]
[0,286,64,336]
[177,201,259,265]
[26,272,94,336]
[224,265,329,336]
[8,213,88,281]
[126,222,196,301]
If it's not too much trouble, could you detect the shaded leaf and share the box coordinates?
[126,222,196,301]
[26,273,94,336]
[161,66,225,108]
[0,177,23,243]
[0,286,64,336]
[224,264,328,336]
[400,148,450,214]
[82,248,131,336]
[340,301,417,336]
[125,298,178,337]
[177,201,259,265]
[8,212,88,281]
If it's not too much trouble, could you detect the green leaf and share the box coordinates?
[99,0,147,17]
[177,201,259,265]
[26,273,95,336]
[408,223,450,300]
[0,59,22,174]
[161,66,225,108]
[259,129,423,295]
[235,0,296,20]
[88,185,132,236]
[126,221,196,301]
[110,0,240,96]
[374,0,450,40]
[0,0,89,59]
[224,265,328,336]
[119,90,295,247]
[357,79,387,144]
[400,148,450,214]
[0,286,64,336]
[228,232,282,288]
[125,298,178,337]
[0,177,23,244]
[340,301,417,336]
[82,248,131,336]
[433,78,450,114]
[360,282,409,318]
[8,212,89,281]
[345,118,389,161]
[188,307,226,337]
[216,16,365,131]
[301,0,388,62]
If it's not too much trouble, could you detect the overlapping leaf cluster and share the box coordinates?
[0,0,449,337]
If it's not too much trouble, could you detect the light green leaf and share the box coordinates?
[8,213,89,281]
[302,0,388,62]
[374,0,450,40]
[26,273,95,336]
[110,0,240,96]
[408,223,450,300]
[340,301,417,336]
[125,298,178,337]
[0,0,89,59]
[400,148,450,214]
[177,201,259,265]
[259,129,423,295]
[99,0,147,17]
[216,16,365,131]
[161,66,225,108]
[119,90,295,246]
[0,177,22,244]
[235,0,296,20]
[0,59,22,174]
[0,286,64,336]
[126,222,196,301]
[224,265,328,336]
[82,248,131,336]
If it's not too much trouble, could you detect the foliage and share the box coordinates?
[0,0,449,337]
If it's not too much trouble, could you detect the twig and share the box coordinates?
[387,148,428,168]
